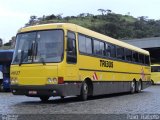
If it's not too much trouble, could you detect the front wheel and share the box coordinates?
[40,96,49,102]
[80,82,88,101]
[137,81,142,93]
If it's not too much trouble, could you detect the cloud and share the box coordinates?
[0,5,30,42]
[0,5,29,18]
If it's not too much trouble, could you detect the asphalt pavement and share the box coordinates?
[0,85,160,120]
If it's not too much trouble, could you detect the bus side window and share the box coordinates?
[125,49,132,61]
[107,43,116,58]
[145,55,150,65]
[132,51,138,62]
[139,54,145,64]
[105,43,110,57]
[67,31,77,63]
[116,46,125,60]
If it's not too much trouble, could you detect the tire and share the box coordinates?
[130,81,136,94]
[40,96,49,102]
[80,82,88,101]
[151,80,154,85]
[137,81,142,93]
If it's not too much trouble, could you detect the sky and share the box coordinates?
[0,0,160,43]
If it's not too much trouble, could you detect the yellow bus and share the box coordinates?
[151,64,160,84]
[10,23,151,101]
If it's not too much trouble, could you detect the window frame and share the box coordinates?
[77,33,150,66]
[66,30,77,64]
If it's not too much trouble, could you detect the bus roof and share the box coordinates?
[19,23,149,55]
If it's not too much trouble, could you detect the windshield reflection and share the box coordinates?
[12,30,64,64]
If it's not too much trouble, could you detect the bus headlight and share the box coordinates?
[47,78,52,83]
[11,78,18,84]
[11,80,15,84]
[15,79,18,83]
[53,78,58,84]
[47,78,57,84]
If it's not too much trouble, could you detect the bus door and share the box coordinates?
[66,31,78,81]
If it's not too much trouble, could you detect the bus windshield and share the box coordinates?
[12,30,64,64]
[151,66,160,72]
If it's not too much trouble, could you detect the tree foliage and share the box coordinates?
[25,10,160,39]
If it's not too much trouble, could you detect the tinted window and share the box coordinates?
[78,34,92,54]
[151,66,160,72]
[93,40,104,56]
[117,46,125,60]
[133,52,139,62]
[93,40,99,55]
[145,55,150,65]
[12,30,64,64]
[125,49,132,61]
[78,35,86,53]
[139,54,144,64]
[106,43,116,58]
[67,31,77,63]
[86,37,92,54]
[35,30,64,63]
[100,41,105,55]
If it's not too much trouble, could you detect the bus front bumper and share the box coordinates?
[10,83,81,97]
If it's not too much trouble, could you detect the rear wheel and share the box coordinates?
[80,82,88,101]
[131,81,136,93]
[137,81,142,92]
[40,96,49,102]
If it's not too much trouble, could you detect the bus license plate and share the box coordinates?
[29,91,37,95]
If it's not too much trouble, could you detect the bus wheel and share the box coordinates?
[40,96,49,102]
[130,81,136,93]
[137,81,142,93]
[80,82,88,101]
[151,80,154,85]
